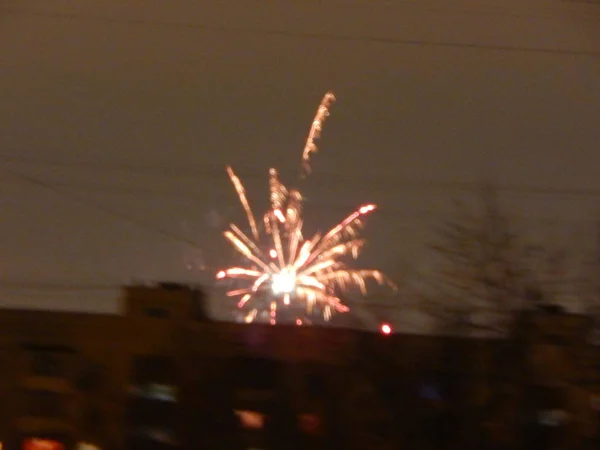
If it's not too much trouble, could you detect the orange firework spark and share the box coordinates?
[216,92,393,324]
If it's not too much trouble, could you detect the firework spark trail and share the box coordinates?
[217,92,394,324]
[301,91,336,177]
[226,166,259,241]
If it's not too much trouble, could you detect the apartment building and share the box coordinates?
[0,284,597,450]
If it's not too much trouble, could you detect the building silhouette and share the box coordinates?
[0,283,598,450]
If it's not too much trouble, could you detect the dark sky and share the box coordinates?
[1,1,599,329]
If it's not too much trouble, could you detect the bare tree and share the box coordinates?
[421,185,545,450]
[425,185,527,337]
[422,187,600,449]
[574,222,600,341]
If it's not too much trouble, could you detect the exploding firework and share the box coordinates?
[216,92,393,324]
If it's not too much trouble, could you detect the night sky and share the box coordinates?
[1,1,599,330]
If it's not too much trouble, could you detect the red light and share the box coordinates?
[380,323,392,335]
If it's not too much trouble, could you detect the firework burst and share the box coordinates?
[216,92,393,324]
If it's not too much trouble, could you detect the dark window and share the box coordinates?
[192,289,208,321]
[128,356,179,448]
[128,399,177,428]
[306,372,326,396]
[533,385,565,410]
[131,355,177,386]
[24,390,66,418]
[31,352,65,377]
[158,282,186,291]
[547,334,568,346]
[22,344,74,378]
[419,382,442,401]
[128,428,179,449]
[231,357,279,390]
[76,363,106,392]
[539,304,565,315]
[82,405,104,429]
[298,413,322,435]
[145,308,169,318]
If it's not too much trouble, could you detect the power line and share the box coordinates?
[0,153,228,178]
[3,175,599,225]
[2,169,598,228]
[0,281,120,292]
[3,168,204,249]
[0,172,438,220]
[3,152,600,199]
[260,0,600,22]
[2,8,599,57]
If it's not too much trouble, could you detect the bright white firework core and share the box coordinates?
[271,270,296,294]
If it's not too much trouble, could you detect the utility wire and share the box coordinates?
[2,169,598,227]
[0,153,228,178]
[250,0,600,22]
[3,153,600,199]
[2,8,599,57]
[0,281,120,291]
[0,172,442,220]
[2,175,597,225]
[3,168,203,249]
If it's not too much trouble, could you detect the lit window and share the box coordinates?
[148,383,177,401]
[234,410,265,429]
[131,427,178,446]
[22,439,65,450]
[537,409,567,426]
[76,443,100,450]
[128,383,178,401]
[146,429,177,445]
